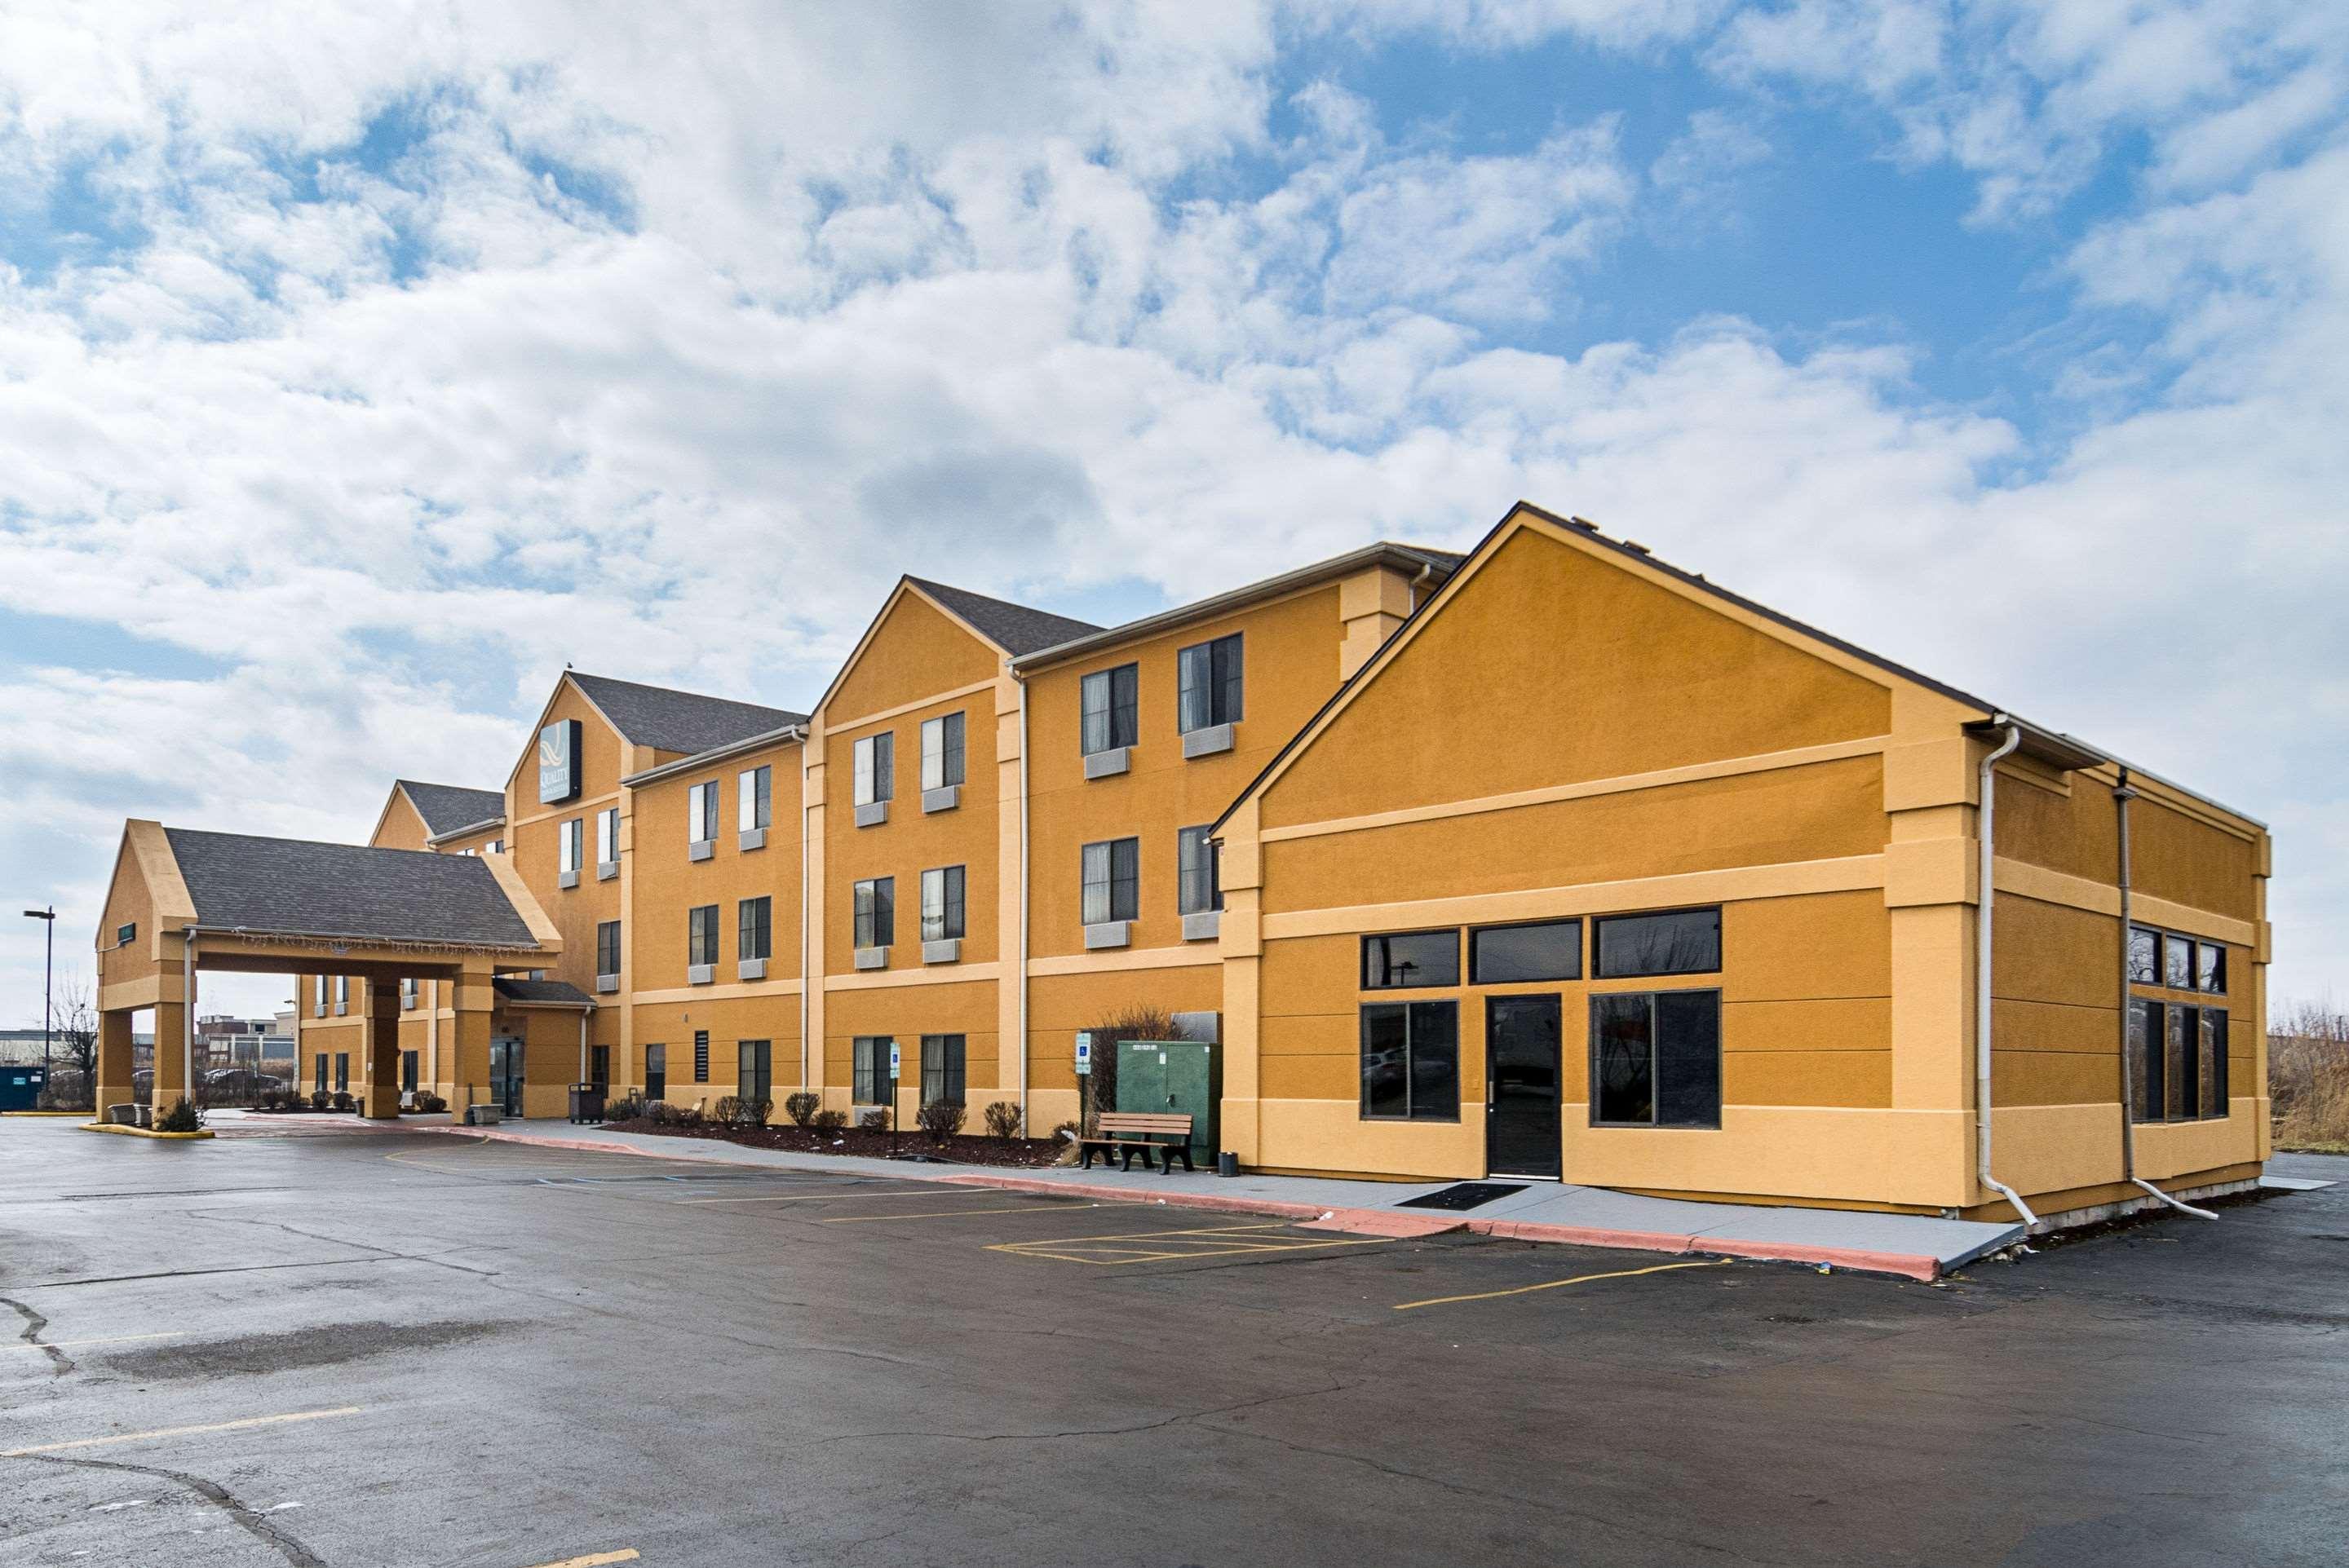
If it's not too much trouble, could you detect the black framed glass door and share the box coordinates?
[1486,995,1561,1178]
[489,1036,524,1116]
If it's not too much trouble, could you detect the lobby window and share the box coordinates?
[596,806,619,866]
[688,780,719,846]
[2163,929,2193,989]
[1591,991,1721,1129]
[1594,908,1721,979]
[854,731,894,806]
[1081,837,1139,925]
[921,866,966,943]
[853,1036,891,1104]
[1178,827,1222,915]
[738,1040,772,1105]
[559,817,583,874]
[1176,632,1244,733]
[2131,999,2229,1124]
[401,1050,418,1093]
[688,904,719,966]
[2197,942,2227,994]
[1362,929,1458,990]
[922,712,965,791]
[2128,925,2159,984]
[738,896,772,963]
[334,1053,350,1093]
[739,765,771,832]
[693,1031,710,1083]
[922,1034,967,1106]
[1358,1000,1458,1121]
[595,921,621,979]
[1081,663,1139,754]
[1471,919,1581,986]
[855,877,896,949]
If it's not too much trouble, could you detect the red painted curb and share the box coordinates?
[1470,1217,1940,1282]
[1296,1208,1466,1238]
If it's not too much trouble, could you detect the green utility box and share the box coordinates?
[1116,1039,1219,1164]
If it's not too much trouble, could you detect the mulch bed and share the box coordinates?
[598,1115,1069,1168]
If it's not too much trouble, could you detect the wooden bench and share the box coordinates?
[1079,1111,1196,1173]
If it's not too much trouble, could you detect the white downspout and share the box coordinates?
[1407,561,1432,613]
[1975,722,2039,1230]
[182,925,197,1106]
[798,738,812,1099]
[1016,672,1032,1136]
[2114,771,2219,1221]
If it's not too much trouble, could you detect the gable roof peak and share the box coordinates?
[564,670,809,756]
[903,577,1104,657]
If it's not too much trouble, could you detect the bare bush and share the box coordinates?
[811,1108,848,1133]
[982,1100,1022,1138]
[785,1091,820,1128]
[2272,1000,2349,1152]
[918,1100,967,1142]
[858,1107,891,1133]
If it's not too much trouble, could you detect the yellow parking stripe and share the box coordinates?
[1392,1257,1730,1311]
[520,1552,639,1568]
[680,1188,947,1204]
[988,1221,1397,1265]
[821,1203,1111,1223]
[2,1406,364,1457]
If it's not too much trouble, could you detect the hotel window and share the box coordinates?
[334,1053,350,1093]
[117,921,135,947]
[2130,999,2229,1124]
[334,976,349,1006]
[595,920,622,978]
[854,731,894,806]
[922,1034,967,1106]
[921,866,966,943]
[854,877,896,949]
[1594,908,1721,979]
[1081,837,1139,925]
[738,1040,772,1105]
[1081,663,1139,753]
[688,780,719,846]
[1361,930,1458,990]
[2197,941,2227,994]
[1178,827,1222,915]
[591,1045,609,1093]
[596,806,619,865]
[853,1036,892,1104]
[559,817,584,873]
[922,712,965,791]
[693,1031,710,1083]
[739,765,771,832]
[1358,1000,1458,1121]
[487,838,504,855]
[401,1051,418,1093]
[314,974,329,1016]
[1471,920,1581,985]
[1591,991,1722,1129]
[314,1054,328,1093]
[400,976,418,1005]
[1176,632,1244,732]
[738,897,772,963]
[688,904,719,966]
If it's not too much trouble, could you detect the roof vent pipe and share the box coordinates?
[1976,722,2039,1230]
[2113,769,2218,1221]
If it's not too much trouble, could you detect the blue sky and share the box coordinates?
[2,2,2344,1021]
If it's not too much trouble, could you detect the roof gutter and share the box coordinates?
[619,723,810,789]
[1010,544,1458,673]
[425,815,507,848]
[188,922,544,952]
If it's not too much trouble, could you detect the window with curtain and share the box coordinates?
[921,1034,967,1106]
[1178,826,1222,915]
[854,731,894,805]
[1082,837,1139,925]
[1081,664,1139,753]
[922,866,966,942]
[855,877,896,949]
[688,904,719,965]
[688,780,719,843]
[738,766,771,831]
[559,817,583,872]
[596,921,621,977]
[922,712,965,790]
[1176,632,1244,732]
[853,1036,892,1104]
[737,897,771,962]
[737,1040,771,1103]
[596,805,619,864]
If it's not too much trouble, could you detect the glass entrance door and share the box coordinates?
[489,1036,525,1116]
[1485,995,1561,1178]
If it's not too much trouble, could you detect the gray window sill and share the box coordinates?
[739,957,768,981]
[922,784,961,814]
[922,938,962,965]
[596,860,619,881]
[855,801,890,828]
[739,827,766,851]
[1082,746,1130,780]
[855,946,890,971]
[1084,921,1132,951]
[1181,722,1236,759]
[1181,911,1222,942]
[595,974,620,994]
[688,840,714,862]
[687,964,714,986]
[558,868,580,889]
[401,995,418,1010]
[334,1003,347,1016]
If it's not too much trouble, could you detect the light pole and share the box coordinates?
[22,907,55,1080]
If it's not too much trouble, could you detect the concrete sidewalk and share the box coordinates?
[393,1115,2024,1280]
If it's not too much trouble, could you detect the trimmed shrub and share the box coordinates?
[917,1100,967,1142]
[1051,1120,1080,1142]
[412,1090,448,1114]
[982,1100,1022,1139]
[331,1091,356,1113]
[811,1108,849,1134]
[733,1097,772,1127]
[784,1091,821,1129]
[646,1099,705,1128]
[714,1095,740,1123]
[155,1097,205,1133]
[311,1091,332,1111]
[603,1092,645,1122]
[857,1107,891,1133]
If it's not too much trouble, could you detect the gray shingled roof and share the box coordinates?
[493,977,597,1006]
[907,578,1104,656]
[568,673,808,756]
[165,828,539,947]
[396,780,505,837]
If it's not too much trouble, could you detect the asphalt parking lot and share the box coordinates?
[2,1120,2343,1567]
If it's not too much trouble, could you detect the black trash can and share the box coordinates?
[568,1083,606,1124]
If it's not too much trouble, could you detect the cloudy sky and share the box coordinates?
[2,1,2342,1022]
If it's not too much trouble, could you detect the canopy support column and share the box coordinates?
[362,981,404,1120]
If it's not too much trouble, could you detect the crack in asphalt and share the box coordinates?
[12,1452,326,1566]
[792,1374,1351,1450]
[1,1295,73,1376]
